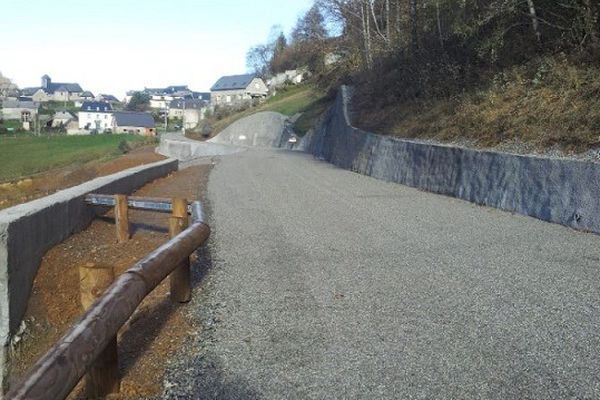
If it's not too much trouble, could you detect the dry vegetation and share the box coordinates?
[353,56,600,153]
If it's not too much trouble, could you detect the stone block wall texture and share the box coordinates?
[0,158,177,390]
[303,86,600,235]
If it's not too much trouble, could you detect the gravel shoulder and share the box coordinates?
[163,149,600,399]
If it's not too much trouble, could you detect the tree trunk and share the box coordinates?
[526,0,542,44]
[361,1,373,68]
[409,0,418,52]
[396,0,401,37]
[436,0,443,48]
[582,0,599,46]
[386,0,391,41]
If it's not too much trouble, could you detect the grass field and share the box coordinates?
[209,84,332,137]
[0,134,151,182]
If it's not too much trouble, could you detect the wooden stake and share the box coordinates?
[115,194,130,243]
[169,198,191,302]
[79,263,120,398]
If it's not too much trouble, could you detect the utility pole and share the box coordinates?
[164,103,168,132]
[182,99,186,136]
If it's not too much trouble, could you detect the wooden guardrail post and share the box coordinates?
[169,197,191,302]
[115,194,130,243]
[79,263,120,398]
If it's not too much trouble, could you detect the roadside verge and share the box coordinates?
[0,158,178,390]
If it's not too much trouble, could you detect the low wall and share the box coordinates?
[304,86,600,234]
[157,134,244,160]
[0,158,177,389]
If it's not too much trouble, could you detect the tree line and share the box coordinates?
[248,1,599,100]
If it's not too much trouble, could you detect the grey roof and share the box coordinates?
[80,101,113,112]
[113,111,155,128]
[165,85,188,93]
[1,99,38,109]
[54,110,75,119]
[48,82,82,93]
[21,87,41,96]
[192,92,211,101]
[80,91,94,98]
[169,99,206,110]
[98,94,119,102]
[211,74,256,91]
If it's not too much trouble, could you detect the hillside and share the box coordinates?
[352,56,600,155]
[188,84,332,141]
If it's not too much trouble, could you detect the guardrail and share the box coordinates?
[6,195,210,400]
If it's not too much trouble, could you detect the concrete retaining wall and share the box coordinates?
[157,111,296,161]
[0,158,177,389]
[303,86,600,235]
[157,135,244,160]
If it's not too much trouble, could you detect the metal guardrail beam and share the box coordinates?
[84,194,196,215]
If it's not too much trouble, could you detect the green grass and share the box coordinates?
[209,84,332,137]
[0,134,149,182]
[0,120,23,131]
[39,101,79,115]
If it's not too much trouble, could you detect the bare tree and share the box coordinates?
[526,0,542,44]
[409,0,418,52]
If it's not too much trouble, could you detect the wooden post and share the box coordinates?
[169,198,191,302]
[115,194,130,243]
[79,263,120,398]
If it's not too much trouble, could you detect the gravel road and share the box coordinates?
[163,149,600,399]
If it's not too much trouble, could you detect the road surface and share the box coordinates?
[163,149,600,399]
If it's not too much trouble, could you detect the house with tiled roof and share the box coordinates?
[168,99,208,129]
[210,74,268,106]
[24,75,85,102]
[113,111,156,136]
[77,101,114,132]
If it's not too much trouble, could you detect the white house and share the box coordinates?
[168,99,207,129]
[51,110,76,128]
[267,69,306,89]
[210,74,268,106]
[77,101,114,132]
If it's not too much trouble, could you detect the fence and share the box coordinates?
[6,195,210,399]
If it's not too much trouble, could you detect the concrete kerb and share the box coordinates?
[0,158,178,392]
[304,85,600,235]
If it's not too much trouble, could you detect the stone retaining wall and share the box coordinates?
[303,86,600,235]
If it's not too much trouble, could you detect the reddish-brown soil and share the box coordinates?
[9,164,212,399]
[0,146,166,210]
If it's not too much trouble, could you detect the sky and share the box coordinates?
[0,0,314,98]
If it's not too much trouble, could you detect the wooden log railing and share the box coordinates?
[6,197,210,400]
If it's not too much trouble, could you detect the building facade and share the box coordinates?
[210,74,268,106]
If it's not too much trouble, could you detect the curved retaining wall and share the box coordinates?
[0,158,177,390]
[157,136,244,160]
[304,86,600,235]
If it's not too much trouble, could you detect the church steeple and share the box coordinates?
[41,74,51,90]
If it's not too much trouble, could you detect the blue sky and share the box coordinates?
[1,0,314,98]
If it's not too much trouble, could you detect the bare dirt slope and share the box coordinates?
[0,146,166,210]
[10,163,212,399]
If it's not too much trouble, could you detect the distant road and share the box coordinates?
[164,149,600,399]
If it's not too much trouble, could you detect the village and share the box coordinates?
[0,69,305,136]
